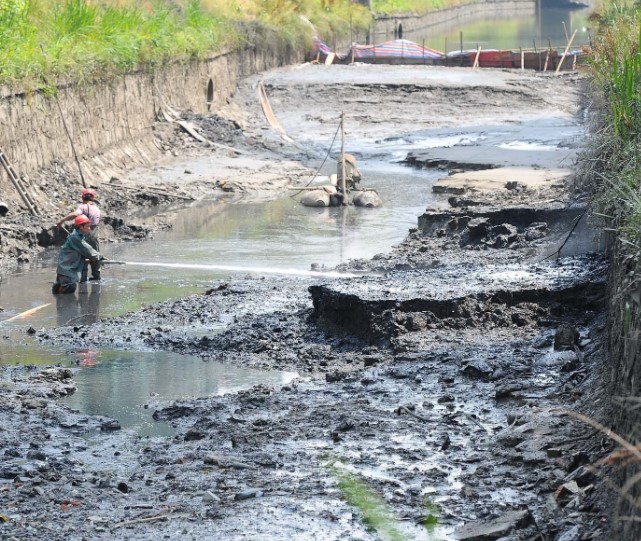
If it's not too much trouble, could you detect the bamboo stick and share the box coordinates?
[556,29,577,74]
[473,46,481,70]
[0,150,39,216]
[340,113,347,205]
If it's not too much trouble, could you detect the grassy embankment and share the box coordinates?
[0,0,370,87]
[587,2,641,244]
[579,0,641,530]
[372,0,469,14]
[584,2,641,329]
[0,0,476,88]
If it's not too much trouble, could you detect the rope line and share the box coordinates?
[540,210,586,261]
[289,118,342,199]
[256,80,344,199]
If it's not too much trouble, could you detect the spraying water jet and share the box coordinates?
[103,260,360,279]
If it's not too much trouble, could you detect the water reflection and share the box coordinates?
[54,282,102,327]
[61,350,299,436]
[405,6,593,53]
[103,163,439,274]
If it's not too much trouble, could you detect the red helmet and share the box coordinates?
[81,188,96,201]
[74,215,91,226]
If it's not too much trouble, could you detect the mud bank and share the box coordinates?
[6,246,612,541]
[0,27,305,274]
[0,63,617,540]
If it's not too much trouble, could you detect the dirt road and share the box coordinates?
[0,64,613,540]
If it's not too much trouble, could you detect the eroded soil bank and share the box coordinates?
[0,65,615,540]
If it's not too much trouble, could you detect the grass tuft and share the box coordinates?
[328,459,440,540]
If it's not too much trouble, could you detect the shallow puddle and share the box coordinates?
[60,350,298,436]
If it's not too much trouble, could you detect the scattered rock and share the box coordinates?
[452,509,532,540]
[462,359,493,379]
[234,489,264,501]
[100,420,121,431]
[554,324,580,350]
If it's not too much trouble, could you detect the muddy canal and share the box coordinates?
[0,63,611,541]
[0,162,441,425]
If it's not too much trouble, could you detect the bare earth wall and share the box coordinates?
[0,35,301,212]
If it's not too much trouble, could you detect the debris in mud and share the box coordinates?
[100,420,122,431]
[452,509,533,540]
[419,205,581,251]
[555,323,580,350]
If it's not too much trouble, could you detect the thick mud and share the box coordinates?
[0,65,614,540]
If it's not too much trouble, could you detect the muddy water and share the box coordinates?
[0,160,441,430]
[61,350,298,437]
[0,163,439,330]
[406,5,593,52]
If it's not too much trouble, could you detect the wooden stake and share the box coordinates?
[556,29,577,74]
[40,44,87,188]
[340,113,347,205]
[473,46,481,70]
[0,148,39,215]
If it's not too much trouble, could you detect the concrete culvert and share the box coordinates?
[0,201,8,217]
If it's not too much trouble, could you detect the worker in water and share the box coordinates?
[52,215,103,295]
[57,188,102,281]
[336,153,362,192]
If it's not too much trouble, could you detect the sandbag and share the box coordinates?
[300,190,330,207]
[352,191,383,208]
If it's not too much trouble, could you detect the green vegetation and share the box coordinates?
[0,0,227,84]
[371,0,469,15]
[583,1,641,250]
[582,1,641,523]
[0,0,371,86]
[333,468,406,541]
[328,461,440,540]
[0,0,485,88]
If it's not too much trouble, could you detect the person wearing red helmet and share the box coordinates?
[52,215,103,294]
[57,187,102,281]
